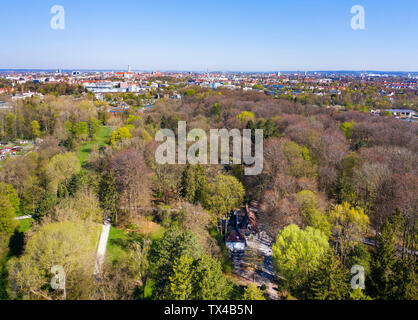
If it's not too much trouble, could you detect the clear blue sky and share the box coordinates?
[1,0,417,71]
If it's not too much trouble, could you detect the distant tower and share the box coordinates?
[128,65,131,73]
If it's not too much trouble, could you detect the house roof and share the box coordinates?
[226,230,246,243]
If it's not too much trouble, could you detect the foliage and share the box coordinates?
[272,224,329,294]
[307,249,351,300]
[0,196,18,236]
[329,202,369,261]
[201,174,245,222]
[242,283,266,300]
[181,164,207,204]
[7,220,99,300]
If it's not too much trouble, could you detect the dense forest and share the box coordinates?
[0,88,416,300]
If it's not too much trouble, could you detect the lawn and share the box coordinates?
[78,126,112,165]
[18,218,34,233]
[107,219,165,263]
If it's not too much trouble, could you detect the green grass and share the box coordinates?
[107,227,130,262]
[18,218,34,233]
[78,126,112,165]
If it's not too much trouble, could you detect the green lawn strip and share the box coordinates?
[106,227,130,262]
[78,126,112,165]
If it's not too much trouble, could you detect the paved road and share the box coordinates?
[93,219,111,276]
[14,215,33,220]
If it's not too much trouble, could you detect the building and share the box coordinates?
[387,109,416,119]
[225,230,246,251]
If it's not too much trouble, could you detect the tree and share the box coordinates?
[31,120,41,138]
[242,283,266,300]
[87,117,100,138]
[272,224,329,295]
[181,164,207,204]
[237,111,255,123]
[169,255,194,300]
[35,191,58,220]
[329,202,369,262]
[131,238,151,300]
[296,190,331,237]
[307,249,351,300]
[346,244,371,275]
[0,182,20,214]
[370,211,417,300]
[98,170,119,224]
[340,121,356,139]
[192,254,231,300]
[45,152,81,194]
[109,149,151,224]
[390,257,417,300]
[110,126,132,146]
[54,188,103,223]
[5,113,16,139]
[151,228,203,299]
[350,288,372,300]
[7,221,98,300]
[369,216,397,299]
[201,174,245,226]
[0,196,18,236]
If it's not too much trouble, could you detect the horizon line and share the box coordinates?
[1,68,417,74]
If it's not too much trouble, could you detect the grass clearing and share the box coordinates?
[18,218,34,233]
[78,126,112,165]
[107,219,165,263]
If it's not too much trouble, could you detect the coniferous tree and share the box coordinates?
[307,249,351,300]
[369,216,397,299]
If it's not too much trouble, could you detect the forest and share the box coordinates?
[0,87,416,300]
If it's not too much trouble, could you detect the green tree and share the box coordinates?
[7,221,98,300]
[110,126,132,146]
[346,244,371,275]
[0,182,20,214]
[5,113,16,139]
[193,254,231,300]
[212,103,221,118]
[340,121,356,139]
[169,255,194,300]
[98,171,120,224]
[329,202,369,262]
[272,224,329,295]
[151,228,203,299]
[242,283,266,300]
[45,152,81,194]
[201,174,244,225]
[296,190,331,237]
[87,117,100,138]
[369,217,397,299]
[181,164,207,204]
[307,250,351,300]
[237,111,255,123]
[0,196,18,236]
[350,288,372,300]
[31,120,41,138]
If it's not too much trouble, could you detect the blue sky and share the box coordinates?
[1,0,417,71]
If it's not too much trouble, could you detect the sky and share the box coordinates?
[1,0,417,71]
